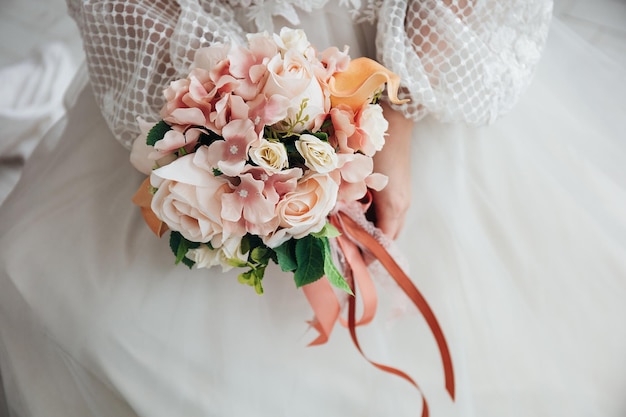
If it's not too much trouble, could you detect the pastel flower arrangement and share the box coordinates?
[132,27,407,294]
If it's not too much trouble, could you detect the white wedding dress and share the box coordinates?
[1,1,626,416]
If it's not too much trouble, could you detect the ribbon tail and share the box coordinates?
[339,212,456,401]
[132,177,168,238]
[330,216,378,328]
[347,274,429,417]
[302,278,342,346]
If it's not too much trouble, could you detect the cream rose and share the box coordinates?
[273,27,311,55]
[295,134,338,174]
[358,104,388,152]
[187,235,248,272]
[262,50,327,133]
[263,172,339,247]
[150,154,231,243]
[249,139,289,173]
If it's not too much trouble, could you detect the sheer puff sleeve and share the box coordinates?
[67,0,246,149]
[376,0,552,124]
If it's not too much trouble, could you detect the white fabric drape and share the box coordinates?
[2,2,626,416]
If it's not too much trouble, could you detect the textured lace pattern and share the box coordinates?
[377,0,552,124]
[67,0,552,148]
[67,0,246,148]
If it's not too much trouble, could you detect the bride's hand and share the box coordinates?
[371,102,414,240]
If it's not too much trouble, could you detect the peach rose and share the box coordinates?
[263,172,339,247]
[150,153,232,243]
[262,50,327,133]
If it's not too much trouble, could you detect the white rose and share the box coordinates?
[187,245,221,269]
[273,27,310,55]
[295,134,338,173]
[187,235,248,272]
[262,51,327,133]
[358,104,388,152]
[249,139,289,173]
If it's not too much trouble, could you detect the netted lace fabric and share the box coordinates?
[67,0,552,148]
[377,0,552,124]
[67,0,246,148]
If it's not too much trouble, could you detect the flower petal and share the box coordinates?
[328,57,409,111]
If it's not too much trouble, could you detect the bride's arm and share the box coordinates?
[370,0,552,237]
[371,103,414,240]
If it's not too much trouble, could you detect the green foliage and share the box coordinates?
[272,231,351,294]
[312,222,341,239]
[169,231,199,269]
[307,131,329,142]
[275,239,298,272]
[197,129,223,147]
[146,120,172,146]
[293,235,326,287]
[235,234,273,295]
[321,237,352,294]
[238,267,265,295]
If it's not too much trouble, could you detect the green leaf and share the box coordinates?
[305,130,329,142]
[253,265,266,280]
[197,129,223,147]
[146,120,172,146]
[254,280,264,295]
[238,270,254,285]
[181,256,195,269]
[293,236,325,287]
[227,258,248,268]
[311,222,341,239]
[284,140,298,154]
[250,246,270,264]
[321,237,352,294]
[240,235,251,256]
[169,231,199,267]
[237,269,265,295]
[274,239,298,272]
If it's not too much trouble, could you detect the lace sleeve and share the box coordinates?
[376,0,553,124]
[66,0,246,149]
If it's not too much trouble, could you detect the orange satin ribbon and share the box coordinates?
[132,177,168,237]
[303,209,455,416]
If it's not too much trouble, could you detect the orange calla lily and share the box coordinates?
[328,57,409,111]
[132,177,169,238]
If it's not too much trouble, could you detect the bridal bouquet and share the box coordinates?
[132,27,406,295]
[132,27,456,409]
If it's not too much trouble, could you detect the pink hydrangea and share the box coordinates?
[205,119,258,176]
